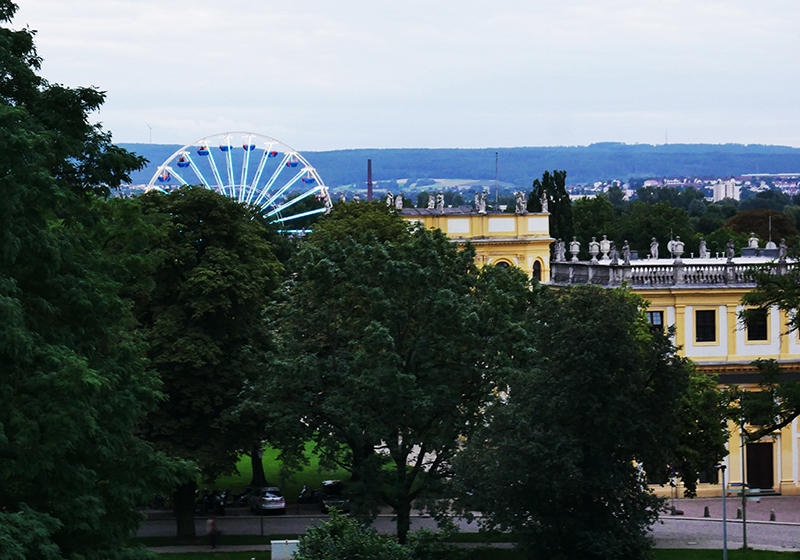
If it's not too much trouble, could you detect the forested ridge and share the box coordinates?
[121,142,800,187]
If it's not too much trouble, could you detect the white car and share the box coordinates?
[249,486,286,514]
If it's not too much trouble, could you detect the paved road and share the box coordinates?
[139,496,800,550]
[138,511,482,538]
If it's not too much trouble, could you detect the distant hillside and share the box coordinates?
[119,142,800,189]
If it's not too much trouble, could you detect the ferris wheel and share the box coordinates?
[146,131,331,225]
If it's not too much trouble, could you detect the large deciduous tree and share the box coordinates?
[453,285,726,560]
[0,2,183,558]
[527,170,573,247]
[131,186,284,539]
[268,202,507,544]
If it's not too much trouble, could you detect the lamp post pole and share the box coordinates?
[258,448,265,537]
[720,464,728,560]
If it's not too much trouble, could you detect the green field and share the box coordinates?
[202,445,349,504]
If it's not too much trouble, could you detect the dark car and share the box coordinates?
[317,480,350,513]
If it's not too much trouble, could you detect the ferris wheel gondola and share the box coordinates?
[147,131,331,225]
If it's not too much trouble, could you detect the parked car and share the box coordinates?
[317,480,350,513]
[249,486,286,515]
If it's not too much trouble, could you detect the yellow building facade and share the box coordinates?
[400,209,554,281]
[403,208,800,497]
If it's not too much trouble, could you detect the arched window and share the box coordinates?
[533,260,542,281]
[494,261,510,269]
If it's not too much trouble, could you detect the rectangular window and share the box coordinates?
[646,311,664,329]
[746,309,768,341]
[696,309,716,343]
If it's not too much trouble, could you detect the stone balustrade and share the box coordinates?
[550,259,795,288]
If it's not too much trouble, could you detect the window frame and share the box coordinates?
[694,308,718,344]
[744,307,769,344]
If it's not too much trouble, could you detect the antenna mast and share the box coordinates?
[494,152,499,210]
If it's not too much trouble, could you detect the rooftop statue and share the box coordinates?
[699,237,708,259]
[515,191,527,214]
[554,238,566,262]
[428,193,435,209]
[395,193,404,210]
[622,240,631,265]
[609,242,619,265]
[386,191,394,207]
[749,233,759,249]
[650,237,659,260]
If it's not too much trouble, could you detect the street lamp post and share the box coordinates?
[258,449,265,538]
[719,464,728,560]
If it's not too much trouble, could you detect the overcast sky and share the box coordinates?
[11,1,800,151]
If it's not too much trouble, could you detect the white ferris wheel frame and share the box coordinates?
[146,131,330,224]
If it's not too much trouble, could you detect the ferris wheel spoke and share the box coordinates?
[167,166,190,186]
[253,152,292,207]
[183,153,210,187]
[240,136,256,202]
[205,150,226,195]
[271,207,327,224]
[266,185,322,217]
[246,148,272,205]
[263,168,307,209]
[220,137,235,197]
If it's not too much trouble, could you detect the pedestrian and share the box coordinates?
[206,515,220,549]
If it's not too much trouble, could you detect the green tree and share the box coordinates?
[740,189,791,211]
[0,2,183,557]
[131,186,284,539]
[722,208,798,242]
[572,195,617,258]
[269,202,503,544]
[617,201,697,257]
[294,510,412,560]
[528,170,573,247]
[703,227,750,257]
[454,285,726,560]
[605,185,628,212]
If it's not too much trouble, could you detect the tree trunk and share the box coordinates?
[174,480,197,541]
[250,449,267,488]
[396,498,412,545]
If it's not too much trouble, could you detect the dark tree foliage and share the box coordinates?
[636,186,705,211]
[131,186,284,538]
[294,510,412,560]
[739,189,791,211]
[528,170,573,247]
[572,195,617,258]
[0,2,184,558]
[268,202,508,544]
[454,285,726,560]
[617,201,697,257]
[722,208,798,243]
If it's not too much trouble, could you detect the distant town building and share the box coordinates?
[712,179,740,202]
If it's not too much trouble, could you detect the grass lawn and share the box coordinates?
[204,444,349,504]
[154,549,800,560]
